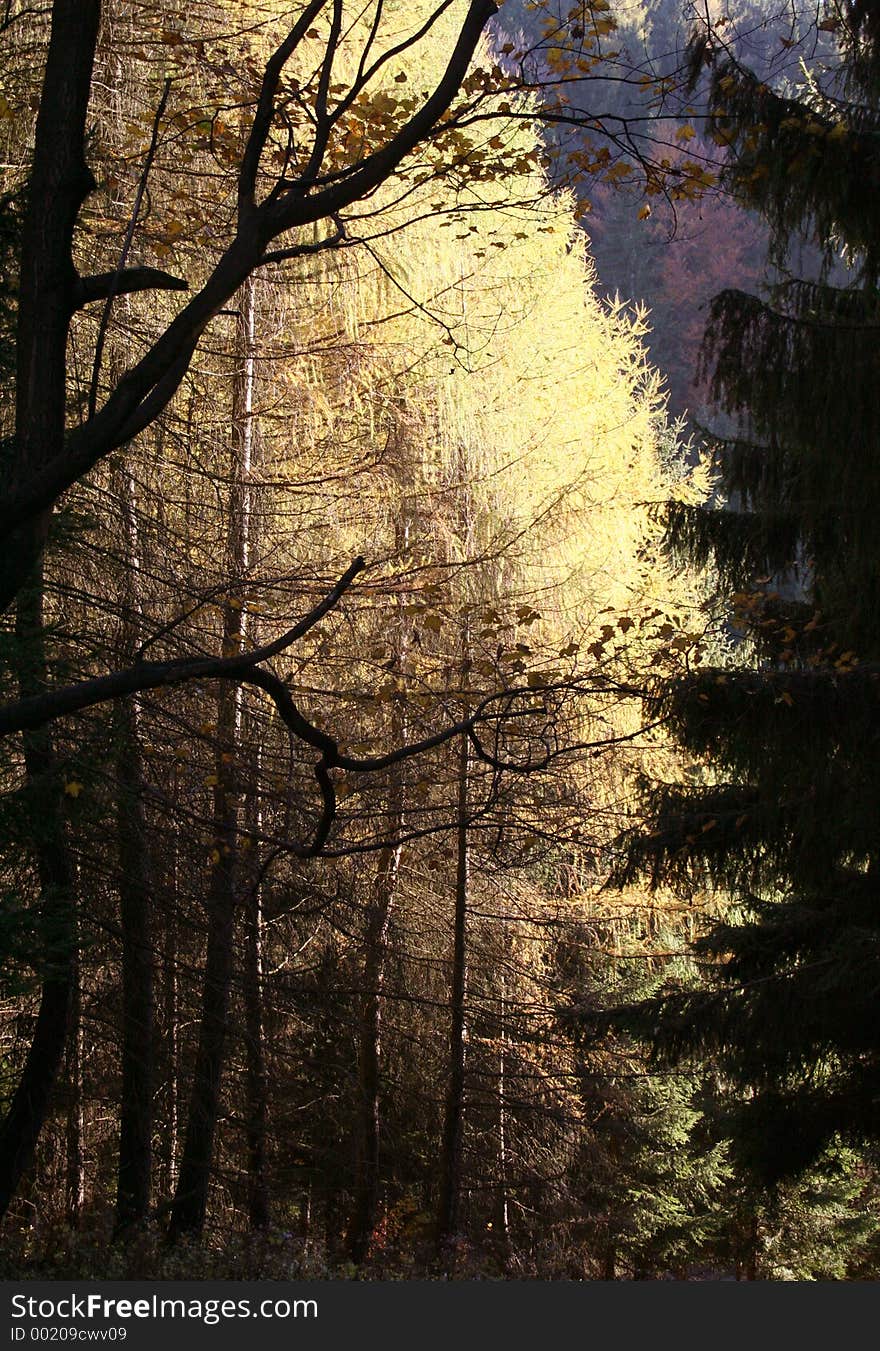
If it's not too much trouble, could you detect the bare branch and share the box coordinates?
[333,0,459,128]
[259,216,348,265]
[237,0,329,221]
[264,0,498,233]
[0,0,497,542]
[0,557,365,739]
[74,267,188,308]
[300,0,344,185]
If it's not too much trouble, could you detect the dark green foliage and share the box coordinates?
[704,70,880,274]
[554,917,731,1277]
[662,499,800,588]
[696,284,880,642]
[701,286,880,464]
[611,1,880,1188]
[695,0,880,276]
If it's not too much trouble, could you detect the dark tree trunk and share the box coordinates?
[346,820,403,1261]
[746,1213,760,1281]
[167,867,236,1239]
[169,280,255,1240]
[160,872,179,1199]
[242,733,268,1231]
[1,0,99,611]
[0,571,75,1218]
[64,943,84,1228]
[495,972,510,1263]
[243,871,269,1230]
[347,509,410,1264]
[0,0,99,1222]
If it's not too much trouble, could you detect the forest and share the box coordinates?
[0,0,878,1282]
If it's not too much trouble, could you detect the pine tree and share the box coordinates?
[611,1,880,1183]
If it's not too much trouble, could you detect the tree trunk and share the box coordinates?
[114,469,155,1234]
[436,723,470,1260]
[346,763,404,1262]
[114,698,155,1231]
[346,506,411,1263]
[160,867,179,1199]
[64,942,84,1228]
[167,867,236,1239]
[1,0,99,612]
[0,0,98,1221]
[495,972,510,1262]
[746,1212,760,1281]
[169,278,255,1240]
[242,735,269,1230]
[0,569,75,1218]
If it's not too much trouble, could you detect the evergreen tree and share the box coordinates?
[610,0,880,1182]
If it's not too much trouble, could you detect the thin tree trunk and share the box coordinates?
[347,508,411,1263]
[436,722,470,1258]
[436,435,474,1264]
[496,971,510,1260]
[114,469,155,1234]
[347,760,404,1262]
[0,569,75,1217]
[161,874,179,1198]
[300,1186,312,1241]
[64,942,84,1228]
[243,882,268,1229]
[114,698,154,1231]
[168,867,236,1238]
[242,736,268,1230]
[169,277,255,1240]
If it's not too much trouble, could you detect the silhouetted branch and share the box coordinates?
[0,557,366,739]
[74,267,188,307]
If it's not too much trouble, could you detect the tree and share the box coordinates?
[0,0,697,1249]
[610,0,880,1181]
[0,0,561,1229]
